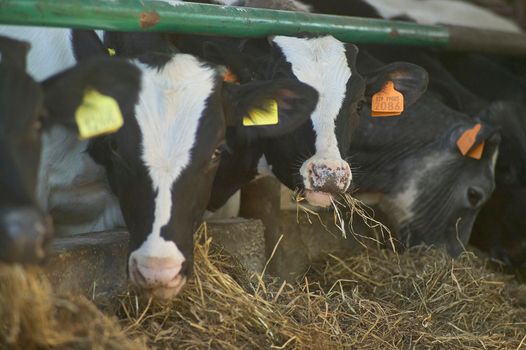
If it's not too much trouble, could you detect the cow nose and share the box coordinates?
[467,187,485,207]
[302,159,351,193]
[0,207,52,264]
[130,256,187,299]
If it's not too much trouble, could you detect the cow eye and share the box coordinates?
[211,147,222,161]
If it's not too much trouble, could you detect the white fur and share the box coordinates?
[382,152,452,225]
[0,27,125,235]
[38,126,124,235]
[490,147,499,175]
[364,0,521,33]
[0,26,76,80]
[130,55,216,262]
[256,155,273,177]
[272,36,352,178]
[203,191,241,222]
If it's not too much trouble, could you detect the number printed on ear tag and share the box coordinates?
[371,81,404,117]
[243,99,279,126]
[75,89,124,140]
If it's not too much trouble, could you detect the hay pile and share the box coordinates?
[121,227,526,349]
[0,264,144,350]
[1,226,525,349]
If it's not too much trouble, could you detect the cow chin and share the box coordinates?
[147,276,187,300]
[305,190,333,208]
[128,237,188,299]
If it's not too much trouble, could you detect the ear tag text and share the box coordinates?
[371,81,404,117]
[75,89,124,140]
[243,99,279,126]
[456,123,484,160]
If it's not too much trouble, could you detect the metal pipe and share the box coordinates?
[1,0,526,55]
[0,0,449,46]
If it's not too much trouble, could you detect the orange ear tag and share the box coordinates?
[468,141,485,160]
[223,68,239,84]
[371,81,404,117]
[456,123,484,160]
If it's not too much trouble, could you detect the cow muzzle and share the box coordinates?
[129,255,187,299]
[0,207,52,264]
[300,158,352,207]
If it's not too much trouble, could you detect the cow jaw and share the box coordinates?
[305,190,332,208]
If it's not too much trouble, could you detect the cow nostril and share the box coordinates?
[467,187,484,207]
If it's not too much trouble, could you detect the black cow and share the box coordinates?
[0,35,141,264]
[350,50,499,256]
[440,54,526,267]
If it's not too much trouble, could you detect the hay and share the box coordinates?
[0,264,144,350]
[120,226,526,350]
[1,224,525,349]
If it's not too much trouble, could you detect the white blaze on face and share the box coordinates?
[129,54,216,266]
[273,36,352,160]
[383,152,454,227]
[272,36,353,195]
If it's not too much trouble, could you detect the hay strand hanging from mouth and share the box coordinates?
[292,189,396,251]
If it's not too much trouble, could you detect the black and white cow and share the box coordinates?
[172,0,428,210]
[0,35,141,264]
[0,25,317,298]
[302,0,520,253]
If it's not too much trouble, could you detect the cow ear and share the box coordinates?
[222,79,318,138]
[364,62,428,107]
[71,30,108,62]
[39,57,141,135]
[0,35,30,71]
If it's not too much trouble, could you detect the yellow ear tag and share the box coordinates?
[75,89,124,140]
[242,99,279,126]
[107,48,116,57]
[371,81,404,117]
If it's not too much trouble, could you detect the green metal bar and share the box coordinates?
[0,0,450,47]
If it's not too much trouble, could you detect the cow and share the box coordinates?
[0,35,141,264]
[323,0,526,267]
[301,0,526,260]
[0,24,318,298]
[172,0,428,211]
[350,50,500,256]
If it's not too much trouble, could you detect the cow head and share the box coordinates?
[352,95,499,256]
[73,31,316,298]
[0,35,141,264]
